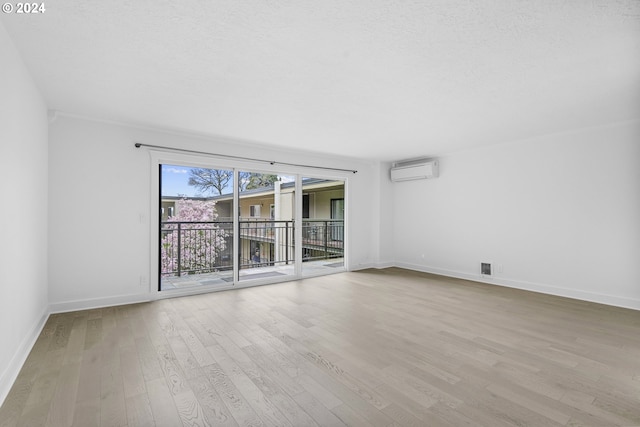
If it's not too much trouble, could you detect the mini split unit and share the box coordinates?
[390,159,439,182]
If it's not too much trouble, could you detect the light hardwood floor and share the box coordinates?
[1,268,639,426]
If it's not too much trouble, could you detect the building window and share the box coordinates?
[303,194,310,218]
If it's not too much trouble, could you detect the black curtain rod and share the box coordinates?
[134,142,358,174]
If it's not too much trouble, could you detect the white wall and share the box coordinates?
[48,115,379,310]
[48,116,640,311]
[375,161,395,267]
[0,22,49,403]
[392,121,640,309]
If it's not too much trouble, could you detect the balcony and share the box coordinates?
[160,219,344,290]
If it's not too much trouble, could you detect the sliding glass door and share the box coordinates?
[238,171,296,282]
[159,164,234,291]
[157,162,346,291]
[301,177,345,277]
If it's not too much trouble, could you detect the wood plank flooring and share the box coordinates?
[1,267,639,426]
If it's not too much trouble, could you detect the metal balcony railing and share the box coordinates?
[160,219,344,277]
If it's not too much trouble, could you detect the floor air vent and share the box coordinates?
[481,263,492,276]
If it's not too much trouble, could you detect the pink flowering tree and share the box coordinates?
[161,199,227,276]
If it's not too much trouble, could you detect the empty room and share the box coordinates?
[1,1,639,426]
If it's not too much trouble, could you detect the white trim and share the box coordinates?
[343,178,350,272]
[47,262,640,313]
[350,262,376,271]
[136,142,358,174]
[374,261,395,270]
[294,176,303,277]
[49,293,152,314]
[155,284,236,300]
[233,169,240,282]
[394,261,640,311]
[0,306,49,407]
[150,150,352,294]
[3,259,637,408]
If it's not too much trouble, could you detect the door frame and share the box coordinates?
[148,150,350,299]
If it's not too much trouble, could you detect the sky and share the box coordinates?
[161,164,296,197]
[161,164,217,197]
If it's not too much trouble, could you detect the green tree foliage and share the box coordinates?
[246,173,278,190]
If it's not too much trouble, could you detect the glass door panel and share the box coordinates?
[238,171,296,282]
[330,198,344,241]
[159,164,234,291]
[301,177,345,277]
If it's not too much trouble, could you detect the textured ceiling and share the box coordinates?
[2,1,639,161]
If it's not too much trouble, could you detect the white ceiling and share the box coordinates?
[2,1,639,161]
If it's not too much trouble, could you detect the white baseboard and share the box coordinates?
[373,261,395,269]
[351,261,395,271]
[49,292,152,314]
[4,264,636,409]
[350,262,375,271]
[394,262,640,311]
[0,293,151,406]
[0,306,49,407]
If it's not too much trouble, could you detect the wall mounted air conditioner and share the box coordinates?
[390,159,438,182]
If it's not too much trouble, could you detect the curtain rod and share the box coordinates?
[134,142,357,174]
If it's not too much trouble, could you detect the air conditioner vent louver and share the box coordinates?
[390,159,438,182]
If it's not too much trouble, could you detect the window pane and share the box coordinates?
[238,171,296,281]
[301,177,345,277]
[159,164,234,291]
